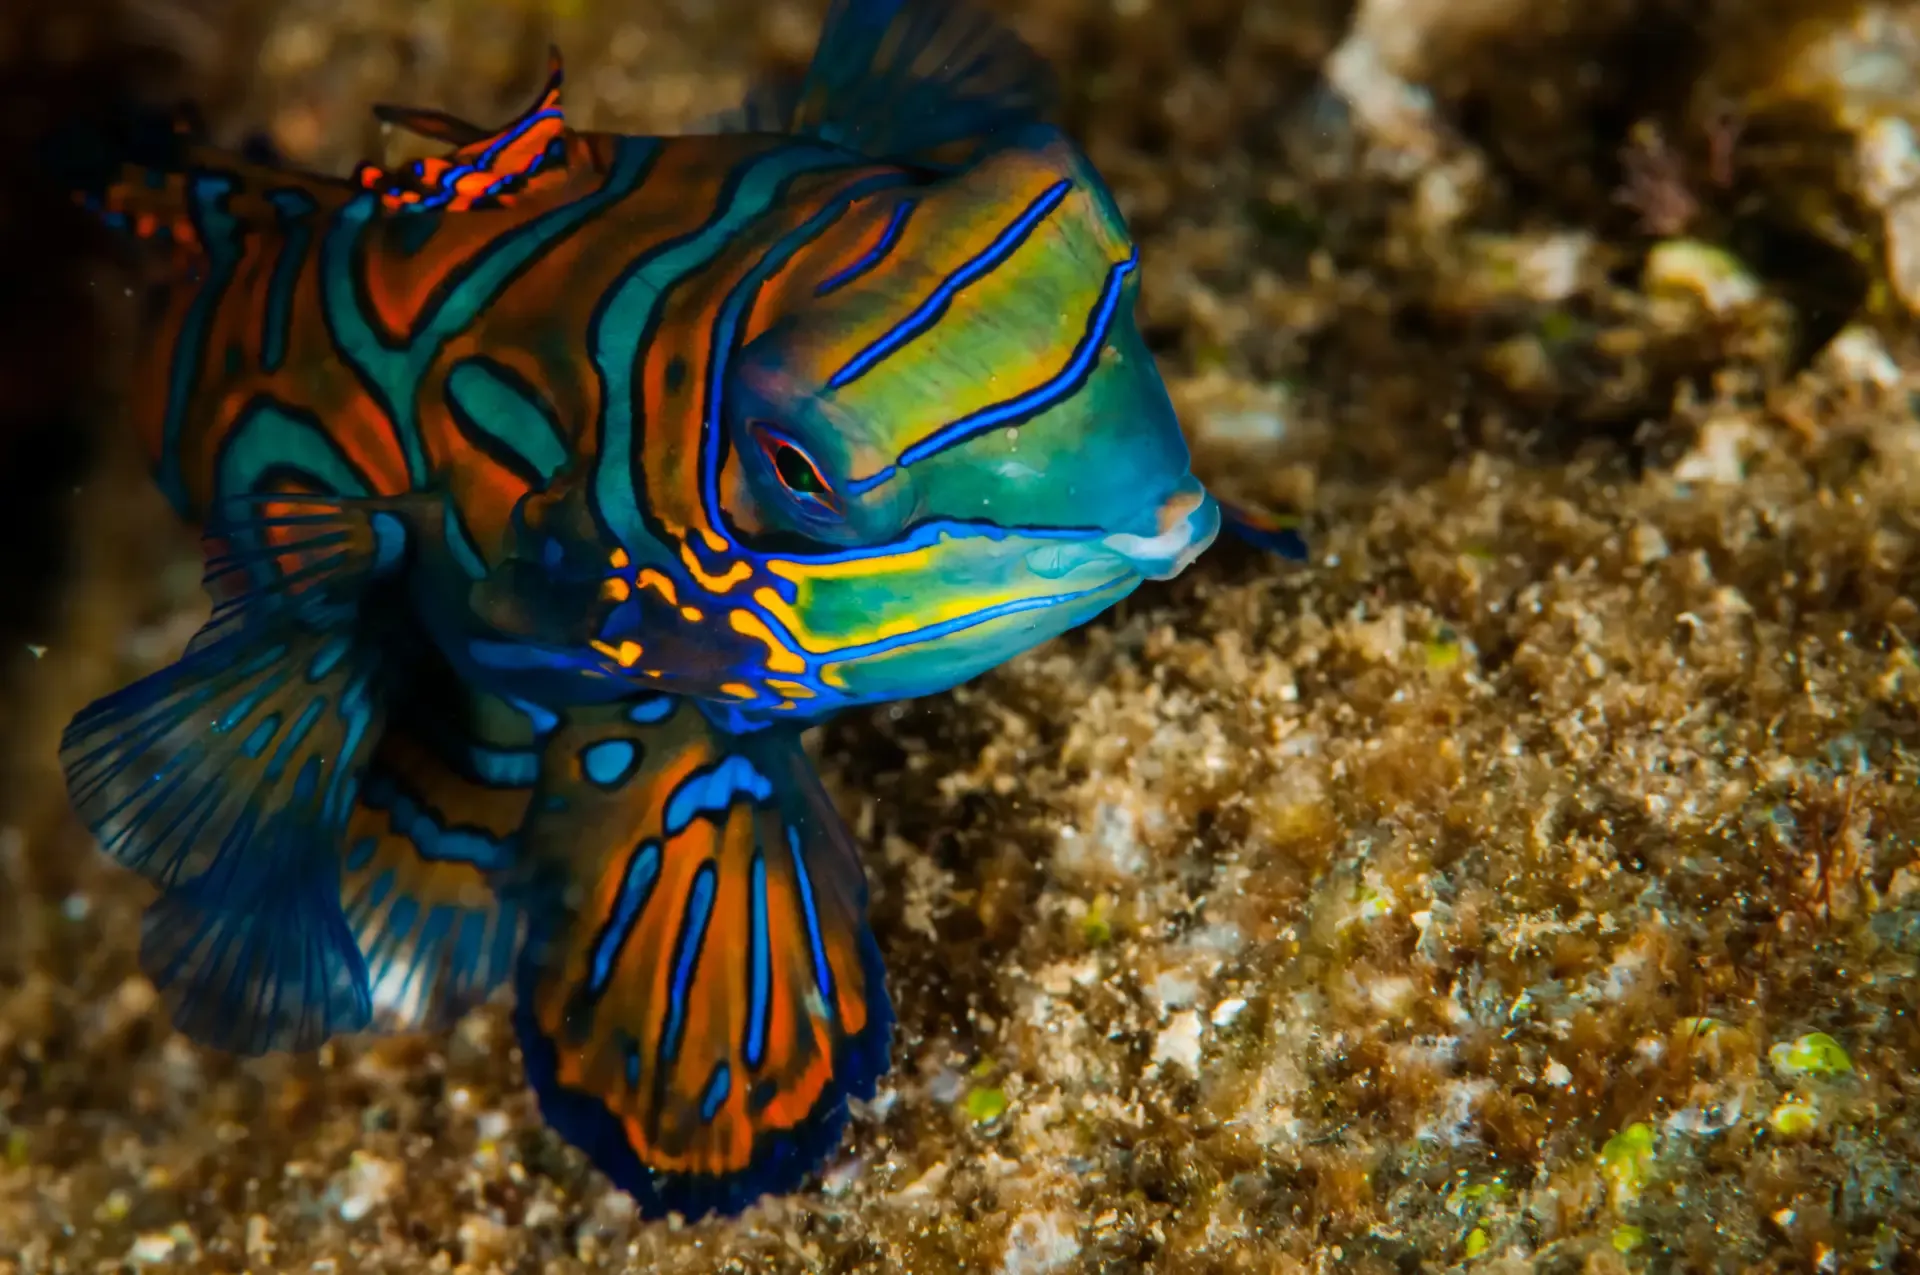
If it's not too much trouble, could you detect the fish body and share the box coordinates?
[56,0,1219,1218]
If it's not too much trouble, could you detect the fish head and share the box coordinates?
[698,128,1218,713]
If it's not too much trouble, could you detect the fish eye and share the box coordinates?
[752,422,844,521]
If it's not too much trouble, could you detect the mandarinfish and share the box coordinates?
[55,0,1230,1218]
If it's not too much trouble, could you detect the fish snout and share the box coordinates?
[1099,476,1220,581]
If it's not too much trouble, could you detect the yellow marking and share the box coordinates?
[755,580,1036,661]
[680,541,752,593]
[610,548,630,569]
[699,526,729,555]
[766,545,935,583]
[680,606,705,623]
[601,577,631,602]
[720,682,756,700]
[636,568,679,606]
[767,679,816,700]
[591,639,644,668]
[728,609,807,674]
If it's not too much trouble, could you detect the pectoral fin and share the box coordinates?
[511,696,890,1218]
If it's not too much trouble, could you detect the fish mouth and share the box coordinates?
[1097,477,1220,581]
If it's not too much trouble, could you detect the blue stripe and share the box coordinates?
[358,777,514,870]
[469,641,580,671]
[261,188,317,373]
[391,108,562,213]
[212,661,292,733]
[787,825,834,1008]
[744,852,771,1068]
[659,861,718,1062]
[814,197,915,296]
[239,711,282,759]
[700,170,914,544]
[826,179,1071,391]
[887,248,1138,472]
[663,756,773,835]
[581,738,639,788]
[588,841,661,994]
[699,1062,732,1122]
[588,141,858,556]
[305,634,352,681]
[463,743,541,789]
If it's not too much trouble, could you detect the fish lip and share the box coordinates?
[1099,480,1220,581]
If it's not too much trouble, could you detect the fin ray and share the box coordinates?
[728,0,1055,169]
[352,49,572,214]
[60,496,405,1054]
[512,697,891,1219]
[342,687,543,1032]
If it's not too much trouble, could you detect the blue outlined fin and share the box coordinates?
[511,695,891,1219]
[342,685,545,1031]
[60,496,407,1053]
[353,49,571,214]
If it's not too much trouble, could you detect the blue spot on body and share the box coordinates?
[508,697,561,736]
[828,179,1072,391]
[626,696,675,724]
[581,739,639,788]
[370,512,407,574]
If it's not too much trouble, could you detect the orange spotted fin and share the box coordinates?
[353,48,573,214]
[510,695,890,1219]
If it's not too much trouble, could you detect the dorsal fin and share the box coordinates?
[352,48,571,213]
[370,103,493,149]
[725,0,1056,171]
